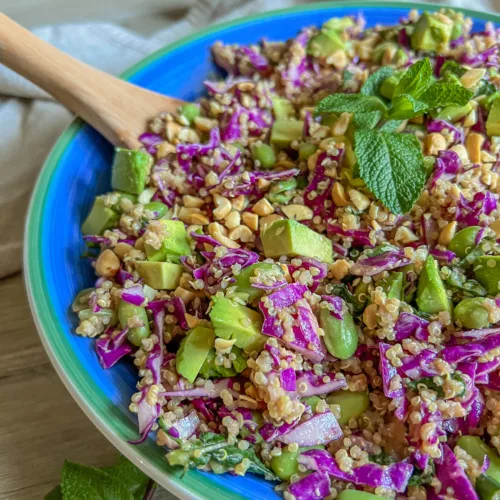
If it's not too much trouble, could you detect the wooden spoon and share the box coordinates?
[0,13,185,149]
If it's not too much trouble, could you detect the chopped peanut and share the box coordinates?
[348,189,371,211]
[114,242,133,259]
[208,221,228,237]
[490,220,500,238]
[332,182,349,207]
[449,144,469,165]
[424,133,446,155]
[213,231,241,248]
[225,210,241,230]
[438,221,457,247]
[331,112,351,136]
[252,198,274,216]
[460,68,486,89]
[213,195,232,219]
[183,195,205,209]
[174,287,197,304]
[363,304,378,330]
[329,259,351,281]
[231,195,248,211]
[281,204,313,221]
[228,225,255,243]
[95,250,120,278]
[395,226,419,244]
[185,313,201,329]
[466,132,485,164]
[241,212,259,232]
[156,141,176,158]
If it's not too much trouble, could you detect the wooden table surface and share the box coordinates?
[0,273,175,499]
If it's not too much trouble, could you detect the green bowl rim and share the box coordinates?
[23,2,500,498]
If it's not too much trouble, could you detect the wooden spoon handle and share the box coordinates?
[0,14,183,148]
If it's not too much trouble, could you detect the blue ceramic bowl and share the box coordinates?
[25,3,499,498]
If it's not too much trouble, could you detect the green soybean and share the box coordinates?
[144,201,168,219]
[302,396,322,411]
[475,256,500,295]
[299,143,318,161]
[458,436,500,484]
[270,446,324,481]
[454,297,491,329]
[326,391,370,426]
[78,308,118,326]
[353,279,371,309]
[180,103,200,124]
[252,144,276,169]
[319,305,358,360]
[449,226,483,259]
[337,491,385,500]
[118,300,150,347]
[72,288,95,312]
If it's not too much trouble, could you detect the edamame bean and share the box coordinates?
[299,143,318,161]
[353,280,370,309]
[112,192,137,213]
[302,396,321,411]
[78,308,118,327]
[326,391,370,426]
[180,103,200,124]
[458,436,500,484]
[252,144,276,169]
[337,491,385,500]
[449,226,482,259]
[270,446,324,481]
[144,201,168,219]
[118,300,150,347]
[454,297,491,329]
[267,179,297,205]
[319,304,358,360]
[72,288,95,312]
[475,256,500,295]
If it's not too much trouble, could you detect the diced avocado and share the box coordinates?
[487,99,500,137]
[322,17,355,32]
[270,120,303,149]
[442,8,466,41]
[136,261,183,290]
[437,102,473,122]
[307,30,347,58]
[176,326,215,383]
[371,42,397,64]
[145,220,191,263]
[234,263,285,302]
[111,148,153,195]
[458,436,500,484]
[272,98,295,120]
[411,11,453,52]
[379,272,403,300]
[416,255,452,314]
[477,474,500,500]
[261,219,333,264]
[474,256,500,295]
[326,391,370,426]
[81,197,118,235]
[380,72,403,100]
[337,491,384,500]
[209,297,265,353]
[199,346,247,379]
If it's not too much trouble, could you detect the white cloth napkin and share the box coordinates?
[0,0,497,278]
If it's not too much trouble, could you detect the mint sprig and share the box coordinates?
[45,456,153,500]
[314,57,474,214]
[355,130,426,214]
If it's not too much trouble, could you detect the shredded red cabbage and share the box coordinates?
[95,327,133,369]
[287,470,331,500]
[278,411,342,446]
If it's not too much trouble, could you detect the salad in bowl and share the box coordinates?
[72,8,500,499]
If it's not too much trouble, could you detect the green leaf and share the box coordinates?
[44,486,63,500]
[353,111,382,130]
[354,130,425,214]
[314,94,387,116]
[439,60,466,78]
[61,461,135,500]
[393,57,433,98]
[379,119,405,132]
[101,456,151,500]
[360,67,394,98]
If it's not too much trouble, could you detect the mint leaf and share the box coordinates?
[101,456,151,499]
[393,57,432,98]
[354,130,425,214]
[439,60,466,78]
[61,461,135,500]
[314,94,387,116]
[379,119,405,132]
[360,67,394,97]
[353,111,382,130]
[44,486,63,500]
[390,83,473,119]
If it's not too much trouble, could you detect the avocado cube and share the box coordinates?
[209,297,265,353]
[436,103,472,122]
[176,326,215,383]
[81,197,118,235]
[322,17,355,32]
[136,261,183,290]
[416,255,452,314]
[270,120,304,149]
[474,256,500,295]
[272,98,296,120]
[380,72,403,100]
[411,12,453,52]
[487,99,500,137]
[111,148,153,195]
[145,220,191,263]
[307,30,346,58]
[261,219,333,264]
